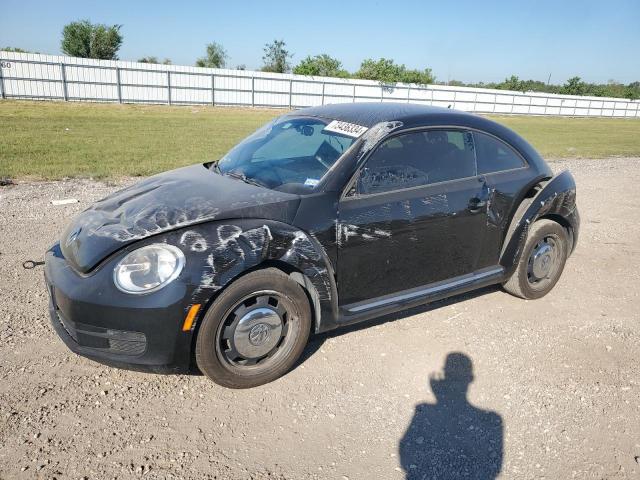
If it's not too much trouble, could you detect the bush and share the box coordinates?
[61,20,123,60]
[355,58,434,85]
[293,54,349,78]
[195,42,228,68]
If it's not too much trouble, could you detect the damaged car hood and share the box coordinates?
[60,164,301,273]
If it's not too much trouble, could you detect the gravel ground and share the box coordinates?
[0,157,639,480]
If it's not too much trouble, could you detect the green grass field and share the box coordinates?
[1,100,639,179]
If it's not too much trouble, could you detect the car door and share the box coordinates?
[337,128,492,307]
[472,131,531,269]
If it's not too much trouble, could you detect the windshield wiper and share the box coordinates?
[210,162,222,174]
[225,170,266,188]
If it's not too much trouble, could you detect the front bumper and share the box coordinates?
[44,242,198,374]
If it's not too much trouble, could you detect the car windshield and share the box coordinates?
[215,116,357,193]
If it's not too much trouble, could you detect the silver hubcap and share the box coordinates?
[528,236,559,284]
[531,243,554,279]
[217,292,293,368]
[234,307,283,358]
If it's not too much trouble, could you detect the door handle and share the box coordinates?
[468,197,486,213]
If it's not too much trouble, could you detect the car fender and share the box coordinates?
[176,219,338,333]
[499,170,578,277]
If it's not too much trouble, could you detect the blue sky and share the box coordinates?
[1,0,638,84]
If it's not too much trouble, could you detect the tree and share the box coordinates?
[400,67,434,85]
[625,82,640,100]
[195,42,228,68]
[561,76,586,96]
[2,47,30,53]
[356,58,403,83]
[61,20,123,59]
[261,40,292,73]
[293,54,349,78]
[235,64,246,71]
[138,56,171,65]
[496,75,526,92]
[355,58,434,85]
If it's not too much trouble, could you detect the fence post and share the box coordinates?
[289,79,293,109]
[251,77,255,107]
[167,71,172,105]
[321,82,325,105]
[380,84,384,102]
[115,67,122,103]
[60,62,68,101]
[0,63,5,99]
[407,85,411,104]
[544,96,549,116]
[211,74,215,106]
[352,84,356,102]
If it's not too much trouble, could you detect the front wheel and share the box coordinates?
[196,268,311,388]
[503,219,569,299]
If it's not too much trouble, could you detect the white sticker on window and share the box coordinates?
[304,178,320,187]
[322,120,368,138]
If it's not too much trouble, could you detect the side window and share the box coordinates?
[357,129,476,195]
[474,132,525,174]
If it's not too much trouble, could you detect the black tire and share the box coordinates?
[503,219,569,299]
[196,268,311,388]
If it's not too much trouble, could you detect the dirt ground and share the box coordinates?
[1,157,639,479]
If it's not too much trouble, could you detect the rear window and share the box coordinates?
[473,132,525,174]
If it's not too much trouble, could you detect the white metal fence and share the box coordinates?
[1,51,639,118]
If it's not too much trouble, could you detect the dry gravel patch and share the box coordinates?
[0,158,639,479]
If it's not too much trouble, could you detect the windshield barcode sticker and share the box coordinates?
[323,120,368,138]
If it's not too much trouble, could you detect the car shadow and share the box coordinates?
[399,352,503,479]
[190,285,499,377]
[295,285,500,368]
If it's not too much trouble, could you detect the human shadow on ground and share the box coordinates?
[399,352,503,479]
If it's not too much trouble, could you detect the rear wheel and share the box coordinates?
[196,268,311,388]
[503,219,569,299]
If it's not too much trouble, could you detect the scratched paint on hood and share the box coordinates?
[60,164,300,273]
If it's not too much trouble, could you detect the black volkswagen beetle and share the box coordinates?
[45,103,579,388]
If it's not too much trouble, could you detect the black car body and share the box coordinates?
[45,103,579,386]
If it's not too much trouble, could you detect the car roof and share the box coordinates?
[290,102,552,189]
[287,102,473,128]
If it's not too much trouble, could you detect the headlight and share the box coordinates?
[114,244,185,294]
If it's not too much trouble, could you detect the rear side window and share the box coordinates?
[473,132,525,174]
[357,129,476,195]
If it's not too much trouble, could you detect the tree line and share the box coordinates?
[450,75,640,101]
[3,19,639,99]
